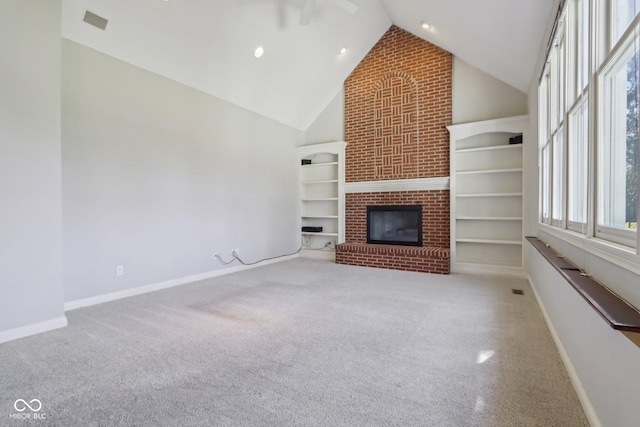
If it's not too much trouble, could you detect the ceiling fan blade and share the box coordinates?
[299,0,316,25]
[328,0,359,14]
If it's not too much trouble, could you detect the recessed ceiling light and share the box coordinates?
[254,46,264,58]
[421,22,432,30]
[340,46,347,55]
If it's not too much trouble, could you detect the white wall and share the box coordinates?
[452,57,528,124]
[524,1,640,426]
[62,40,303,303]
[0,0,66,338]
[304,88,345,145]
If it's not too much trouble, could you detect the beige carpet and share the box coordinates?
[0,258,588,426]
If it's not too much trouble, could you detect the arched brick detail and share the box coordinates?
[373,73,418,179]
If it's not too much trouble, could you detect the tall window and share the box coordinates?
[540,69,551,224]
[538,0,640,253]
[565,0,590,231]
[598,32,639,245]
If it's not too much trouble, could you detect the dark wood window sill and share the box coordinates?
[526,236,640,347]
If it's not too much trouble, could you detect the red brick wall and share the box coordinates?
[345,191,449,247]
[344,25,452,182]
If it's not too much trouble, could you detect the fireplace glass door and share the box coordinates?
[367,205,422,246]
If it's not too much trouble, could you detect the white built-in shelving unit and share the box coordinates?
[297,141,346,260]
[447,115,529,276]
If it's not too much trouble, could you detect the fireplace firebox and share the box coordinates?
[366,205,422,246]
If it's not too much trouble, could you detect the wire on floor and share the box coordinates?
[214,241,332,266]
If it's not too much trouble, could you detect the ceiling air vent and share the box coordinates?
[83,10,108,30]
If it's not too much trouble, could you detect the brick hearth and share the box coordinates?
[336,243,450,274]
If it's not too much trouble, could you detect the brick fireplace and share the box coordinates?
[335,25,451,274]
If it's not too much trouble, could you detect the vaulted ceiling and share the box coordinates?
[62,0,553,130]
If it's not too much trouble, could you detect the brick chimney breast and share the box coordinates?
[339,25,452,274]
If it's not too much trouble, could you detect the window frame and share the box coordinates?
[596,21,639,248]
[541,141,552,224]
[567,95,589,231]
[537,0,640,265]
[551,126,566,226]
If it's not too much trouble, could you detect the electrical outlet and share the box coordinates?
[116,265,124,277]
[231,248,239,257]
[329,240,336,249]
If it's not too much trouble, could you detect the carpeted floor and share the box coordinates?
[0,258,588,426]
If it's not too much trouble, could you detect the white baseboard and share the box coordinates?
[526,274,602,427]
[0,316,68,344]
[65,254,299,312]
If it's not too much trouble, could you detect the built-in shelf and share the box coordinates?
[302,161,338,168]
[456,167,523,175]
[457,216,522,221]
[456,238,522,245]
[448,115,528,276]
[457,193,523,198]
[298,142,347,261]
[456,144,523,154]
[455,261,524,271]
[302,179,339,184]
[301,232,339,237]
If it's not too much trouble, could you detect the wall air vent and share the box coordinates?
[83,10,108,30]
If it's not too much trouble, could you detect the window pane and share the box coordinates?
[539,74,549,144]
[552,130,565,222]
[567,1,576,103]
[550,47,559,131]
[559,36,567,116]
[542,144,551,221]
[579,0,589,91]
[568,0,589,101]
[612,0,640,47]
[568,98,589,225]
[598,35,639,234]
